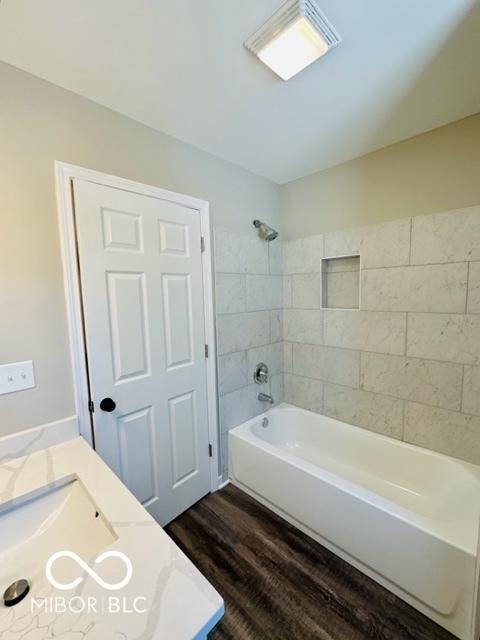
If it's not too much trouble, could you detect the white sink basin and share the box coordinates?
[0,477,116,601]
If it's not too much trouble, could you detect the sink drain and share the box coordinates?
[3,579,30,607]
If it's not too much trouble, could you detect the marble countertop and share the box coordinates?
[0,436,224,639]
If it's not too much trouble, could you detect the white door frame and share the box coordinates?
[55,161,220,492]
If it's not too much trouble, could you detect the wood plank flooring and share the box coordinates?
[166,484,456,640]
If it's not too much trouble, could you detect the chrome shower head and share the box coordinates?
[253,219,279,242]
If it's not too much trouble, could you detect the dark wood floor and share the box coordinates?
[166,484,456,640]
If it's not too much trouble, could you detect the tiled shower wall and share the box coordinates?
[214,230,284,481]
[283,205,480,466]
[215,205,480,480]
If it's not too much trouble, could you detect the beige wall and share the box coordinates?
[3,58,480,440]
[0,62,280,437]
[281,112,480,239]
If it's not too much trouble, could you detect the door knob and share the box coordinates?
[100,397,116,412]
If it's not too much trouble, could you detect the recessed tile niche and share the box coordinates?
[321,255,360,309]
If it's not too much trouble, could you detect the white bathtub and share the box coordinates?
[229,403,480,640]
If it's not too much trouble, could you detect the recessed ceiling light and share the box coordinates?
[244,0,341,81]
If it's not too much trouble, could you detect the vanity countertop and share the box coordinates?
[0,436,224,639]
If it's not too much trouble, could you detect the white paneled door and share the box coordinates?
[73,179,212,525]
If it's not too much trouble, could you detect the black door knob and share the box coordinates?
[100,397,116,412]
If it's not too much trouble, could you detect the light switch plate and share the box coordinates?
[0,361,35,395]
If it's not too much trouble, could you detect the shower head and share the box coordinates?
[253,219,279,242]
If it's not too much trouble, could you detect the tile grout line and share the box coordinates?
[362,259,474,271]
[404,312,409,356]
[218,340,284,358]
[284,342,467,413]
[268,259,480,275]
[465,261,470,313]
[358,350,362,390]
[273,339,471,368]
[289,307,480,316]
[282,373,479,419]
[285,341,465,409]
[242,274,247,315]
[219,307,480,316]
[321,304,325,345]
[408,217,413,265]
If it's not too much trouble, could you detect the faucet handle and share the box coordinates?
[254,362,269,384]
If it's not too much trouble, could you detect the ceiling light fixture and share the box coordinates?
[244,0,341,81]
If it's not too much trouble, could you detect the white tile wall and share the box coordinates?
[404,402,480,464]
[462,365,480,416]
[324,218,411,268]
[215,230,269,274]
[283,342,293,373]
[215,274,246,314]
[360,352,463,411]
[323,383,404,439]
[270,374,285,408]
[217,351,247,396]
[281,205,480,465]
[467,261,480,313]
[268,241,283,275]
[215,205,480,476]
[270,310,283,343]
[283,309,323,344]
[410,206,480,265]
[323,310,406,355]
[246,275,283,311]
[323,271,360,309]
[407,313,480,365]
[283,276,292,308]
[217,311,270,355]
[362,264,468,313]
[283,235,323,274]
[292,343,359,388]
[284,374,324,413]
[219,383,271,435]
[291,273,321,309]
[215,229,285,481]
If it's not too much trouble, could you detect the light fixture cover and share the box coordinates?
[244,0,341,80]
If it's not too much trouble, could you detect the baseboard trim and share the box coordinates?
[0,416,79,462]
[218,478,230,490]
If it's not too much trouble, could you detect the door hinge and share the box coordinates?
[205,344,209,358]
[88,400,95,413]
[200,236,205,253]
[208,444,213,457]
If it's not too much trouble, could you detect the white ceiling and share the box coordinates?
[0,0,479,183]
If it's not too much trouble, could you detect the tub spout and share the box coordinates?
[258,392,274,404]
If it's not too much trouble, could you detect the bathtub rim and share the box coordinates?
[229,402,480,556]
